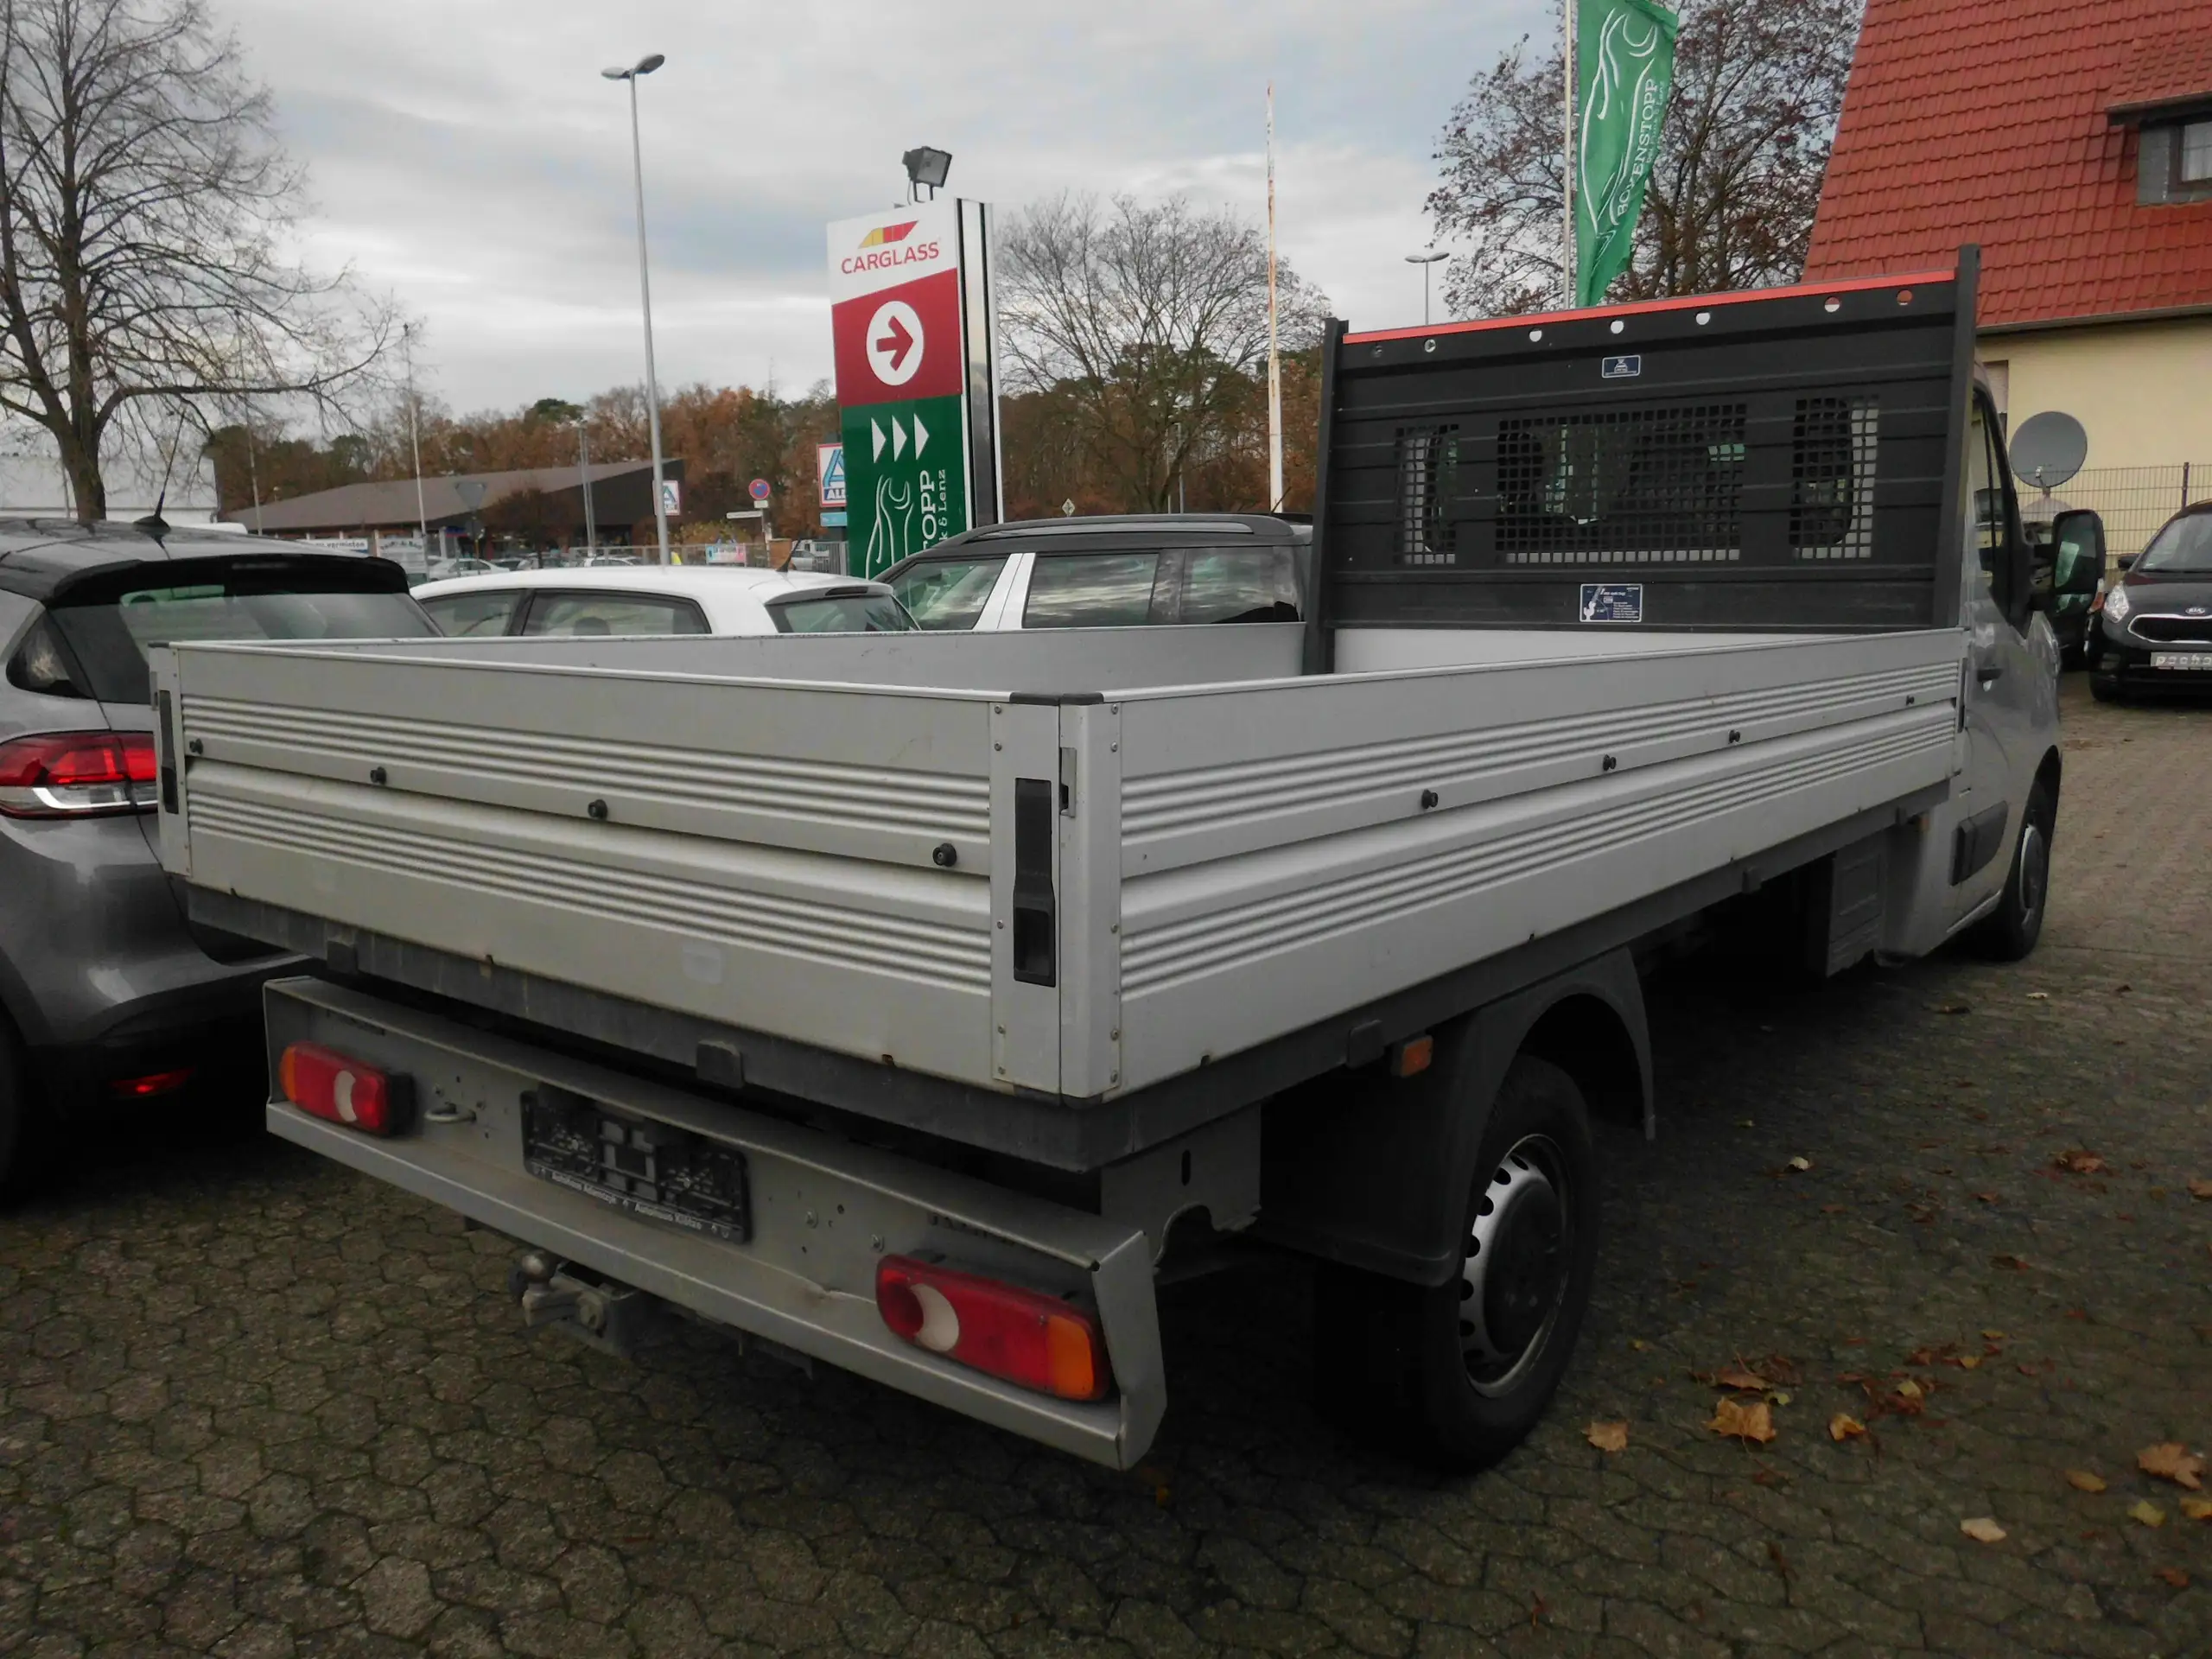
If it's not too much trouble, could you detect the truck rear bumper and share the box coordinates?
[261,976,1165,1469]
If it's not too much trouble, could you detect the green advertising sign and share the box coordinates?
[842,396,969,578]
[1575,0,1677,308]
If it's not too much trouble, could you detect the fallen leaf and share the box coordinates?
[2066,1470,2107,1493]
[1958,1355,1981,1370]
[1768,1390,1792,1407]
[1982,1329,2006,1340]
[2025,990,2049,1000]
[1586,1421,1629,1453]
[2130,1500,2166,1529]
[2139,1444,2206,1490]
[1961,1516,2006,1543]
[2054,1149,2107,1174]
[1783,1155,1812,1173]
[2157,1567,2190,1589]
[1829,1414,1866,1441]
[1715,1366,1769,1391]
[2188,1177,2212,1201]
[1896,1377,1924,1401]
[1992,1254,2031,1271]
[1974,1192,1999,1203]
[1707,1397,1777,1443]
[2180,1497,2212,1522]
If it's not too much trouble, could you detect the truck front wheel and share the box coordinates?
[1314,1055,1599,1468]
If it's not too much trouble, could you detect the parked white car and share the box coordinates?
[412,565,916,639]
[880,515,1308,632]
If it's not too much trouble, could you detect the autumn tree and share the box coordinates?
[1427,0,1862,317]
[996,193,1328,513]
[0,0,394,518]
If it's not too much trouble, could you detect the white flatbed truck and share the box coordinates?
[150,253,2104,1469]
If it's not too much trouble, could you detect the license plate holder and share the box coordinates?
[523,1089,751,1242]
[2151,651,2212,671]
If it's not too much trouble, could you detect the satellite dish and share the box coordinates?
[2009,410,2088,492]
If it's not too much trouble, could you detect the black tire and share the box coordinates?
[1314,1055,1599,1469]
[2089,677,2121,704]
[1973,780,2055,962]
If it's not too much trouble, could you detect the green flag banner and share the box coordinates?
[1575,0,1677,308]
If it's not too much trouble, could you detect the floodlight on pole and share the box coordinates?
[1406,250,1448,327]
[902,146,952,201]
[602,53,672,567]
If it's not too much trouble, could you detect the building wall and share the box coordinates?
[1980,314,2212,471]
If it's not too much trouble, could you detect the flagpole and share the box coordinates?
[1266,82,1283,514]
[1563,0,1577,308]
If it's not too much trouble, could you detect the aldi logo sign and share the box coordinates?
[827,200,1001,575]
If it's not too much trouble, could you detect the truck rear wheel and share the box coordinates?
[0,1021,33,1205]
[1313,1055,1599,1468]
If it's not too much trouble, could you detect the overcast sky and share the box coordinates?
[226,0,1547,415]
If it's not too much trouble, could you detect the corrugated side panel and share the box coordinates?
[1110,631,1963,1091]
[174,644,1000,1087]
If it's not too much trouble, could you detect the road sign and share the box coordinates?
[828,200,1001,571]
[660,478,681,515]
[817,443,846,509]
[748,477,772,503]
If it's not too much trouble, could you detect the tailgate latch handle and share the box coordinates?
[1011,777,1057,987]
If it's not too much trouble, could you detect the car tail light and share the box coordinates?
[874,1255,1110,1402]
[0,731,158,817]
[278,1043,405,1135]
[108,1068,194,1099]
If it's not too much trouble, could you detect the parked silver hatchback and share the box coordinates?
[0,523,437,1193]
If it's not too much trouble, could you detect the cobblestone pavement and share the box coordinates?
[3,674,2209,1659]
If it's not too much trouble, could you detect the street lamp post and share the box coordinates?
[1406,250,1448,327]
[602,53,671,567]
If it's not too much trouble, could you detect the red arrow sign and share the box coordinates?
[874,312,916,373]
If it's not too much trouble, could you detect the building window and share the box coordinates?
[2183,118,2212,183]
[2139,117,2212,203]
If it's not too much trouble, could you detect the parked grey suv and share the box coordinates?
[0,523,437,1192]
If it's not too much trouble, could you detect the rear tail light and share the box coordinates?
[278,1043,406,1135]
[875,1255,1111,1402]
[107,1068,194,1100]
[0,731,158,817]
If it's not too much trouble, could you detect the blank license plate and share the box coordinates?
[2151,652,2212,671]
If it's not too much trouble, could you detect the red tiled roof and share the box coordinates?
[1803,0,2212,329]
[2107,33,2212,118]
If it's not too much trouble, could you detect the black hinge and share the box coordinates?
[1012,777,1057,986]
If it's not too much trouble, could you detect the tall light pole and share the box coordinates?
[1407,250,1448,327]
[403,321,429,556]
[602,53,671,567]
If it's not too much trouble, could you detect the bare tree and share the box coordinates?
[1428,0,1862,318]
[997,192,1328,512]
[0,0,394,520]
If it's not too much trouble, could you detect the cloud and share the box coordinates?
[225,0,1545,410]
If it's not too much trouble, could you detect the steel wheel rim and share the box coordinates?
[1459,1132,1573,1397]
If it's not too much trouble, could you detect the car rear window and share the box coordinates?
[769,593,915,633]
[890,556,1007,630]
[519,593,709,637]
[421,589,524,637]
[34,556,433,705]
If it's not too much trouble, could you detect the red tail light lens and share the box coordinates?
[0,731,158,817]
[278,1043,404,1135]
[875,1255,1110,1402]
[107,1068,194,1099]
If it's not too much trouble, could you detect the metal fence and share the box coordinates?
[2014,463,2207,558]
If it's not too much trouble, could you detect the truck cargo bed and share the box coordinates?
[155,623,1963,1164]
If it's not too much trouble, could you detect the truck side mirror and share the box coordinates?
[2050,509,2106,596]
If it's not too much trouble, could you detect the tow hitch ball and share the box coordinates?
[509,1250,650,1357]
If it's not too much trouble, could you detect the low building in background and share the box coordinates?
[1806,0,2212,553]
[226,459,686,556]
